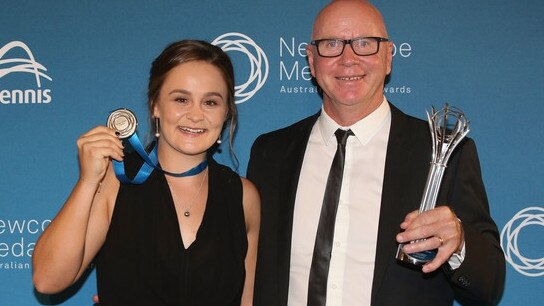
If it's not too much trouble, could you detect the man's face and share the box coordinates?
[307,1,392,117]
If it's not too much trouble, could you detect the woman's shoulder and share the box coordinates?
[240,177,258,196]
[208,157,242,186]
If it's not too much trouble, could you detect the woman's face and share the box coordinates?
[153,60,228,159]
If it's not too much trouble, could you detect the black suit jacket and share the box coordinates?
[247,103,505,306]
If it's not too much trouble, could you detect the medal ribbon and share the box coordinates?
[113,134,208,184]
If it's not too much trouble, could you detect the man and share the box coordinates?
[247,0,505,305]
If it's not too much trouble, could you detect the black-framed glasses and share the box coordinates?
[310,37,389,57]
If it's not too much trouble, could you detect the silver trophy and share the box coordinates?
[396,104,470,266]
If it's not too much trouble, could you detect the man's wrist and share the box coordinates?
[448,240,466,269]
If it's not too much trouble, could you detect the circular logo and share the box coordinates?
[107,108,137,139]
[500,206,544,277]
[212,32,269,104]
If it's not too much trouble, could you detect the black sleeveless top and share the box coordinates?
[95,156,247,306]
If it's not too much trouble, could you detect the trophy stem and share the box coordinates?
[396,163,447,266]
[420,162,447,213]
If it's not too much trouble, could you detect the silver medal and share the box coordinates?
[107,108,137,139]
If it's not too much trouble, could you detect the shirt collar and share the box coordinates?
[318,96,391,146]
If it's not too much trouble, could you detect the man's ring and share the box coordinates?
[436,236,444,247]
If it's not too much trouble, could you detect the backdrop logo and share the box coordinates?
[212,33,268,104]
[279,36,318,95]
[0,218,51,270]
[0,41,52,105]
[501,206,544,277]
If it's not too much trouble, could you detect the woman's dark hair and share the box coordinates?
[147,40,237,162]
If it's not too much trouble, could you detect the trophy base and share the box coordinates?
[395,244,437,266]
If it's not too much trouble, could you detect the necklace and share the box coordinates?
[183,168,208,217]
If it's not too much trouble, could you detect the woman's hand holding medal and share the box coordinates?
[76,126,124,187]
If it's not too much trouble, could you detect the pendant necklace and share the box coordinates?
[183,167,208,217]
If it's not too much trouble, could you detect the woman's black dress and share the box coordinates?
[96,157,247,306]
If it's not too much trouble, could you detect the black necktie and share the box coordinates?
[308,128,353,306]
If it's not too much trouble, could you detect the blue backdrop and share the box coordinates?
[1,1,542,305]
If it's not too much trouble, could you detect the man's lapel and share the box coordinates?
[371,104,431,302]
[276,112,320,303]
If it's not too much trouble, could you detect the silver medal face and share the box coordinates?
[107,108,137,139]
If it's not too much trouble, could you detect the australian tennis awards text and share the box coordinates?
[0,219,51,269]
[279,37,412,94]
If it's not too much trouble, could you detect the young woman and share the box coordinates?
[32,40,260,306]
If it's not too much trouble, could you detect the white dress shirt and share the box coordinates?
[288,98,391,306]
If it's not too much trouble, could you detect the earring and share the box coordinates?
[216,138,222,144]
[154,117,160,138]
